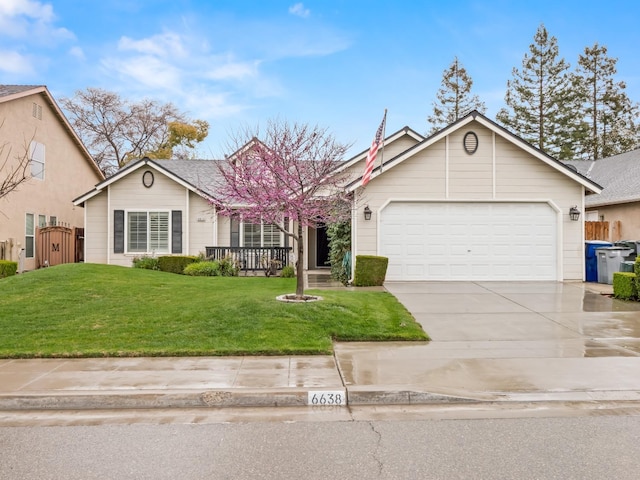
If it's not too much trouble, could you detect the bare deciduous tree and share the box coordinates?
[61,88,209,176]
[0,120,31,201]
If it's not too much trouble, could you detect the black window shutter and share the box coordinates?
[114,210,124,253]
[172,210,182,254]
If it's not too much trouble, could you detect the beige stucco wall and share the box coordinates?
[354,120,585,280]
[587,203,640,242]
[0,91,103,271]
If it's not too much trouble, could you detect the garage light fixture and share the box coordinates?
[364,205,372,221]
[569,206,581,221]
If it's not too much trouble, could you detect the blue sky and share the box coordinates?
[1,0,639,159]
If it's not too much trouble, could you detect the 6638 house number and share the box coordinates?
[308,390,346,406]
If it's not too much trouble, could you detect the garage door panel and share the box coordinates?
[380,202,557,281]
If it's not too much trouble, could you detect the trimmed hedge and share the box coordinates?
[184,261,220,276]
[613,272,637,300]
[157,255,198,274]
[353,255,388,287]
[0,260,18,278]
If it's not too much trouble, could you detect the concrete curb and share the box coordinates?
[5,387,639,411]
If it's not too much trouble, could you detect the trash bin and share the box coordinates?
[596,247,633,284]
[620,260,635,273]
[585,241,612,282]
[614,240,640,261]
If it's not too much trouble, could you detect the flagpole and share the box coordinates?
[379,108,387,173]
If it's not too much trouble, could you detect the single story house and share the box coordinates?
[74,111,601,281]
[564,149,640,242]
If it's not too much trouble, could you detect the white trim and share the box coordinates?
[492,132,496,199]
[74,159,215,206]
[347,112,602,194]
[333,127,425,174]
[124,209,172,255]
[107,185,111,265]
[445,135,449,199]
[185,189,189,255]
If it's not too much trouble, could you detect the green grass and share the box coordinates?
[0,263,428,358]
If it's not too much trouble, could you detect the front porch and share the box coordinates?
[205,246,293,272]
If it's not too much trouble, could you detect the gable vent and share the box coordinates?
[463,131,478,155]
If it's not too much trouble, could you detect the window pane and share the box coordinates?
[128,212,147,252]
[25,214,34,235]
[25,237,34,258]
[263,224,281,247]
[29,141,45,180]
[25,213,34,258]
[38,215,46,228]
[243,222,261,247]
[149,212,169,252]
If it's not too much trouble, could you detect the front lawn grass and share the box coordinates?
[0,263,428,358]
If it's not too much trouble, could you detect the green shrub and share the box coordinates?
[634,259,640,295]
[613,272,637,300]
[0,260,18,278]
[280,264,295,278]
[327,221,351,286]
[217,255,239,277]
[353,255,388,287]
[132,256,160,270]
[157,255,198,274]
[184,261,220,276]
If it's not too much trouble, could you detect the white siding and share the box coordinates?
[84,192,108,264]
[188,192,215,256]
[355,120,585,281]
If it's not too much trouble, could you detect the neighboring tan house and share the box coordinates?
[74,110,601,281]
[564,149,640,242]
[0,85,105,271]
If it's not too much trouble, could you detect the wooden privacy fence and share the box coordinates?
[36,226,84,268]
[585,221,622,242]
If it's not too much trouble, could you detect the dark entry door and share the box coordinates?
[316,224,330,268]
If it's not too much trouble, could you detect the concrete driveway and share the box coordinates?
[334,282,640,403]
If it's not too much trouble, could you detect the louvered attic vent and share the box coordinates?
[463,131,478,154]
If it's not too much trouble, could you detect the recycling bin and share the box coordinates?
[596,247,633,284]
[614,240,640,261]
[620,260,635,273]
[585,241,611,282]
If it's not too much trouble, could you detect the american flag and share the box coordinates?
[362,110,387,186]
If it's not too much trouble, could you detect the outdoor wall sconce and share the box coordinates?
[569,206,581,221]
[364,205,372,221]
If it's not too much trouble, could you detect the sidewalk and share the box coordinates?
[2,280,640,411]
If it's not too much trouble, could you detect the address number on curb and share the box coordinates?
[308,391,346,406]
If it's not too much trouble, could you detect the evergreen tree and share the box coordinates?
[427,57,486,134]
[496,24,577,159]
[573,43,639,160]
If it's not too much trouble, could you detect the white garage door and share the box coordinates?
[380,202,557,281]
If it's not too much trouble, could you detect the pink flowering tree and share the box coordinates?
[214,120,352,299]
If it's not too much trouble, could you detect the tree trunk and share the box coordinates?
[296,222,304,298]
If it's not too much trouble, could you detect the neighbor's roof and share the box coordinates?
[0,85,44,97]
[564,148,640,207]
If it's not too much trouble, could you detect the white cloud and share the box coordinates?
[102,55,183,91]
[0,50,34,74]
[68,46,85,60]
[118,32,187,58]
[0,0,53,21]
[288,3,310,19]
[0,0,73,41]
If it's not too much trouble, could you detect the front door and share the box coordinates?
[316,224,330,268]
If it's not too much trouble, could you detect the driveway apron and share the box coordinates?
[334,281,640,403]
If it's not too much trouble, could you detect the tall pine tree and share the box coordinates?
[496,24,576,159]
[427,57,486,134]
[573,43,639,160]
